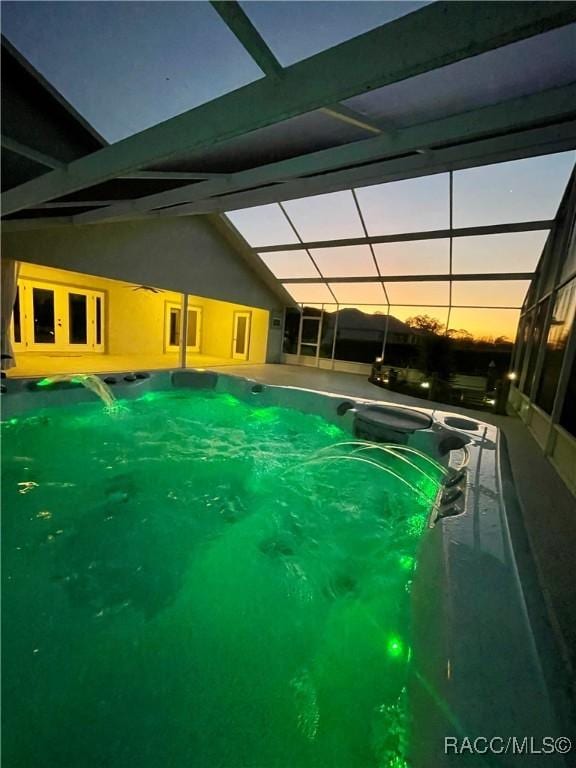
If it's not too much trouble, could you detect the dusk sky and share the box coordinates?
[2,1,575,340]
[227,153,575,339]
[1,0,426,142]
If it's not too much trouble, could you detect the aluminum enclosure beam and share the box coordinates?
[3,1,575,215]
[210,1,283,78]
[280,273,534,284]
[255,221,553,253]
[150,120,576,219]
[1,135,65,170]
[33,200,122,208]
[120,171,225,181]
[73,84,576,224]
[211,3,386,136]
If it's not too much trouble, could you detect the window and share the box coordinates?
[560,352,576,437]
[560,220,576,285]
[535,279,576,414]
[521,299,549,396]
[512,313,530,377]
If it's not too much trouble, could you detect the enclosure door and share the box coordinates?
[297,312,323,360]
[165,303,202,353]
[16,281,105,352]
[232,311,251,360]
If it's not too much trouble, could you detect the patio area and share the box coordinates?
[7,352,250,378]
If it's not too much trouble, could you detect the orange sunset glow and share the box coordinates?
[227,152,576,341]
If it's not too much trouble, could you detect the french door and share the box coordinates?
[232,311,251,360]
[165,302,202,353]
[12,280,105,352]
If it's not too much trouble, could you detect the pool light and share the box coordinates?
[398,555,415,571]
[386,635,405,659]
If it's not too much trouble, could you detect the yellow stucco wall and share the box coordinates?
[16,263,269,363]
[198,296,268,362]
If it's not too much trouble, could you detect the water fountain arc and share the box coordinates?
[38,374,118,412]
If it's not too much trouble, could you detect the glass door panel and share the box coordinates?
[32,287,56,344]
[68,293,88,345]
[23,284,65,350]
[60,288,104,351]
[232,311,251,360]
[165,302,202,353]
[164,304,182,352]
[94,295,104,349]
[297,311,323,362]
[11,286,24,349]
[186,307,202,353]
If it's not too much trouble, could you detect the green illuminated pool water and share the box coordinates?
[2,389,442,768]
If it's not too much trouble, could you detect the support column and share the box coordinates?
[179,294,189,369]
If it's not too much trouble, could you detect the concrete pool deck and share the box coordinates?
[213,363,576,709]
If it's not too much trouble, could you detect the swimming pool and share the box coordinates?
[1,371,565,767]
